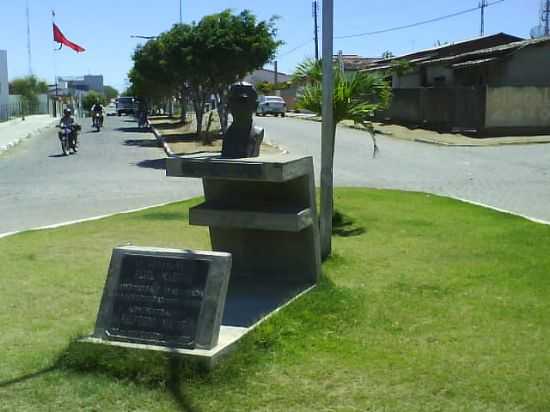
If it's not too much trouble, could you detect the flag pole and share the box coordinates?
[51,10,59,117]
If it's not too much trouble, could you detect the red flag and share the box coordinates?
[53,23,85,53]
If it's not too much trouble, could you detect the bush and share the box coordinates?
[82,91,107,111]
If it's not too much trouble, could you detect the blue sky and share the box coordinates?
[0,0,540,91]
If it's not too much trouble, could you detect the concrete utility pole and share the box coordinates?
[320,0,334,260]
[543,0,550,36]
[26,0,33,75]
[313,1,320,60]
[480,0,488,36]
[179,0,183,24]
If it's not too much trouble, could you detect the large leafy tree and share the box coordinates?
[129,10,281,136]
[103,85,119,100]
[9,75,48,112]
[293,59,392,259]
[191,10,281,131]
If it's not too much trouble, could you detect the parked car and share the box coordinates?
[116,97,136,116]
[106,102,117,116]
[256,96,286,117]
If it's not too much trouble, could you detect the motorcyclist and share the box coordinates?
[58,108,79,147]
[91,101,104,127]
[135,98,148,127]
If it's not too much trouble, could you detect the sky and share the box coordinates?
[0,0,542,92]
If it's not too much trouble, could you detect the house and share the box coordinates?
[0,50,8,120]
[366,34,550,135]
[337,54,380,76]
[244,68,297,109]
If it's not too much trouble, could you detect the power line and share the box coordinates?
[279,0,505,58]
[334,0,505,40]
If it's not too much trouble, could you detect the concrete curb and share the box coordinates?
[285,114,550,148]
[450,196,550,226]
[148,120,176,157]
[0,200,181,240]
[150,119,288,157]
[0,118,57,153]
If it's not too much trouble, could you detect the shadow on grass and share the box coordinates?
[140,211,184,221]
[0,365,59,388]
[133,158,166,170]
[332,210,366,237]
[57,340,203,412]
[124,139,160,148]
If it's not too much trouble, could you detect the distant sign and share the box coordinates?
[93,247,231,350]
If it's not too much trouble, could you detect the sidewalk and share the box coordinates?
[285,112,550,147]
[0,115,57,153]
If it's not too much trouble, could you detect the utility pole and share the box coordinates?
[179,0,183,24]
[320,0,334,259]
[274,60,278,84]
[543,0,550,36]
[480,0,488,37]
[26,0,33,75]
[313,1,320,60]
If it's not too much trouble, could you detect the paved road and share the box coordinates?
[0,116,201,234]
[258,116,550,222]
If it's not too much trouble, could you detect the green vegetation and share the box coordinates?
[8,75,49,113]
[82,91,107,111]
[103,85,119,101]
[130,9,281,134]
[1,189,550,411]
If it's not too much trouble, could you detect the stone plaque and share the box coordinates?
[93,246,231,350]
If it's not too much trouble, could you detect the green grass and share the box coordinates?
[1,188,550,411]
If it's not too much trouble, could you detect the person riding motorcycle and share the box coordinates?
[135,98,148,127]
[58,108,80,148]
[91,101,104,127]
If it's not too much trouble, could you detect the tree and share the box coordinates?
[103,85,119,100]
[381,50,395,59]
[83,91,107,111]
[293,59,391,259]
[190,10,282,132]
[9,76,48,113]
[128,10,280,138]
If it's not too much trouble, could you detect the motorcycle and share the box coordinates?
[58,123,81,156]
[92,111,103,132]
[137,110,148,128]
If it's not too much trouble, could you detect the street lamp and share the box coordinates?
[130,35,158,40]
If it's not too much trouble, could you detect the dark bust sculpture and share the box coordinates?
[221,82,264,159]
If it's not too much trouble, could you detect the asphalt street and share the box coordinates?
[1,115,549,234]
[257,116,550,222]
[0,116,201,234]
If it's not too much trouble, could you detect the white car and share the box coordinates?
[256,96,287,117]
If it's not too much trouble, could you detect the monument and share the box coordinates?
[221,82,264,158]
[85,82,321,367]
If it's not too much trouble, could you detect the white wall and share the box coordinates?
[0,50,8,107]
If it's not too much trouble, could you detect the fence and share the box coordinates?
[375,87,486,132]
[1,94,50,122]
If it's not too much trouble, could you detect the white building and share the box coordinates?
[57,75,104,94]
[0,50,8,108]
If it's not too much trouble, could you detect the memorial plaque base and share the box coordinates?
[81,284,315,368]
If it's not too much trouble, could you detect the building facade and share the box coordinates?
[0,50,8,108]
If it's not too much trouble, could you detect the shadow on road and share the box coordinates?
[124,139,160,148]
[48,154,70,158]
[134,158,166,170]
[115,127,150,133]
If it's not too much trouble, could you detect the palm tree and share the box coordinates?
[293,59,392,259]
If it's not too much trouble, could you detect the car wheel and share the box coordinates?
[282,113,286,117]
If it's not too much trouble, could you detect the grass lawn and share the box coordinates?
[1,188,549,411]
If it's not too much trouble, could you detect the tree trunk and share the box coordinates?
[216,87,229,133]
